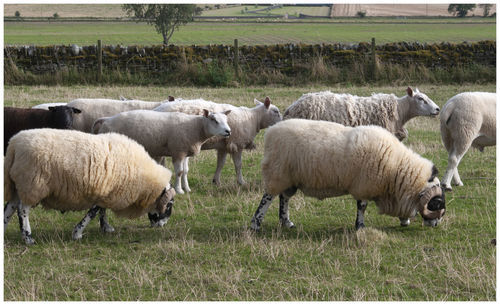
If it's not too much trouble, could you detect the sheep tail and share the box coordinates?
[4,144,17,202]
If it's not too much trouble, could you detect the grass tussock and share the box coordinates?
[4,55,495,87]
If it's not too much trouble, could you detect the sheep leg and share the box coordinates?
[250,193,275,231]
[231,149,246,185]
[442,146,468,190]
[181,157,191,193]
[172,158,185,194]
[279,187,297,228]
[4,201,19,231]
[98,208,115,233]
[72,205,100,240]
[212,149,227,186]
[355,200,368,230]
[17,202,34,245]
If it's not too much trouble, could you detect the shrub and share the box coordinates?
[356,11,367,18]
[14,11,21,18]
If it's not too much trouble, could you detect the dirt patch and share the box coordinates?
[332,4,496,17]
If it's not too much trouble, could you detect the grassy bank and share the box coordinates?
[3,84,496,301]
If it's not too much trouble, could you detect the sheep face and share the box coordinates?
[203,109,231,138]
[48,106,82,129]
[148,187,176,227]
[418,178,446,227]
[406,87,440,116]
[255,97,282,128]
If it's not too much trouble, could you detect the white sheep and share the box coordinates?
[440,92,496,191]
[153,97,282,185]
[66,98,166,132]
[250,119,446,231]
[283,87,440,141]
[92,109,231,194]
[4,129,176,245]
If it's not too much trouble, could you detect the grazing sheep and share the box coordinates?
[250,119,446,232]
[93,109,231,194]
[4,106,82,154]
[283,87,440,141]
[440,92,496,191]
[66,98,166,132]
[153,97,282,185]
[4,129,176,245]
[32,102,68,110]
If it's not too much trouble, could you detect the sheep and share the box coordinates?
[92,109,232,194]
[4,129,176,245]
[4,106,82,154]
[250,119,446,232]
[440,92,496,191]
[66,98,166,132]
[153,97,282,186]
[32,102,68,110]
[283,87,440,141]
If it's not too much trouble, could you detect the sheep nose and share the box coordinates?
[225,130,231,137]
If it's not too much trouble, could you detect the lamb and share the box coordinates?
[283,87,440,141]
[4,106,82,154]
[92,109,231,194]
[4,129,176,245]
[250,119,446,232]
[153,97,282,185]
[440,92,496,191]
[66,98,167,132]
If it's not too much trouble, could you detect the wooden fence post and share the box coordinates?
[371,37,377,80]
[97,39,102,81]
[234,39,239,79]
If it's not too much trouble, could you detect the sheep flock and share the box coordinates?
[4,87,495,245]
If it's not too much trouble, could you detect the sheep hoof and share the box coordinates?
[101,224,115,234]
[24,237,35,245]
[237,179,246,186]
[250,221,260,232]
[399,218,410,227]
[212,179,220,186]
[72,232,83,240]
[355,223,366,230]
[443,185,453,192]
[183,187,191,193]
[175,187,185,195]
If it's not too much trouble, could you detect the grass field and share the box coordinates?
[3,83,496,301]
[4,21,496,46]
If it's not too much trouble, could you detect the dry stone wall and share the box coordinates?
[4,40,495,75]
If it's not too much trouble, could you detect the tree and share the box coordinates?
[447,4,476,17]
[122,4,201,45]
[479,4,493,17]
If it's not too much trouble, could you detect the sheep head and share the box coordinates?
[418,177,446,227]
[406,86,440,117]
[148,186,176,227]
[254,97,282,129]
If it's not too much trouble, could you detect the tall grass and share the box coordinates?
[5,56,495,87]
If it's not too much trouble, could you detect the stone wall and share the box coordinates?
[4,40,496,75]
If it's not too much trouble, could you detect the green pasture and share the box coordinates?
[3,84,496,301]
[4,21,496,46]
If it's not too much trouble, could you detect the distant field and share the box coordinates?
[4,21,496,46]
[4,4,495,18]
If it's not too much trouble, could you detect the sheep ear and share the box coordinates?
[203,109,209,117]
[72,107,82,114]
[406,87,414,97]
[264,97,271,109]
[168,96,175,101]
[428,165,439,182]
[48,106,55,111]
[223,110,231,116]
[254,98,262,106]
